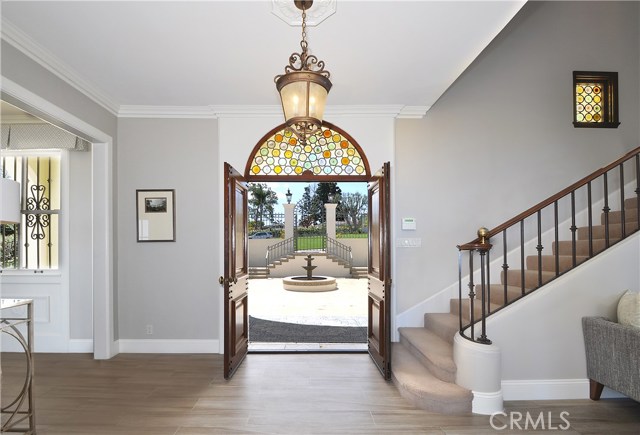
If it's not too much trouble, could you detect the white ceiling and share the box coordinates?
[1,1,526,115]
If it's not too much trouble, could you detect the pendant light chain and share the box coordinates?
[300,7,308,63]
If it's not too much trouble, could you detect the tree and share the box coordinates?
[298,185,323,226]
[248,183,278,229]
[315,182,342,205]
[338,192,367,232]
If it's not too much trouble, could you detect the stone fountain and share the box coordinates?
[282,254,337,292]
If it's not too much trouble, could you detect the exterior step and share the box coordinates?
[391,344,472,415]
[577,221,639,240]
[501,269,555,289]
[525,254,588,273]
[398,327,457,383]
[424,313,458,344]
[248,267,270,279]
[350,266,368,278]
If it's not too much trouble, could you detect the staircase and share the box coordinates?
[393,146,640,414]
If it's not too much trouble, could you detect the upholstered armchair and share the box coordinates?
[582,316,640,402]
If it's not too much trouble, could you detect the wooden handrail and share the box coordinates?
[463,146,640,245]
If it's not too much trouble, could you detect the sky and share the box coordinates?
[260,181,368,209]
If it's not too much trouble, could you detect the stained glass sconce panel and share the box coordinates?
[573,71,619,128]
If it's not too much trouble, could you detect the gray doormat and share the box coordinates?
[249,316,367,343]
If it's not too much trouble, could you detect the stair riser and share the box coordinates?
[601,209,637,225]
[424,314,458,344]
[553,240,609,256]
[501,270,554,289]
[484,285,524,305]
[525,255,588,273]
[450,298,500,321]
[398,334,455,383]
[577,221,639,240]
[625,197,638,210]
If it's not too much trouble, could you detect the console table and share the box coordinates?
[1,298,36,434]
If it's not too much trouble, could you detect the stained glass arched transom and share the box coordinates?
[245,122,370,180]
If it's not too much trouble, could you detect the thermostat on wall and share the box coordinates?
[402,217,417,231]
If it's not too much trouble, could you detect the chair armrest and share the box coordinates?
[582,316,640,402]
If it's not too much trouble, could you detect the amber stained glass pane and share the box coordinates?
[249,127,366,176]
[576,83,603,123]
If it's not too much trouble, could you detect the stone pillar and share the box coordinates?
[325,203,337,239]
[284,203,295,239]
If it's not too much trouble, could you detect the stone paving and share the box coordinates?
[248,277,368,350]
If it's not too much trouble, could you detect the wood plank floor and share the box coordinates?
[1,353,639,434]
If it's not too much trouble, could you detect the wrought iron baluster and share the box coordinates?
[603,172,610,248]
[619,163,625,238]
[486,248,491,314]
[636,155,640,233]
[520,220,525,296]
[458,250,463,332]
[588,181,593,257]
[570,191,577,267]
[536,210,543,287]
[468,251,475,341]
[502,229,508,305]
[554,201,559,276]
[478,248,491,344]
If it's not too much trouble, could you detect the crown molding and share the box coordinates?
[1,18,120,116]
[118,104,430,119]
[397,105,431,119]
[118,105,219,119]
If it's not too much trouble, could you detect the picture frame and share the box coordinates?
[136,189,176,242]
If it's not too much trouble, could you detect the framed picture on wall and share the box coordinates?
[136,189,176,242]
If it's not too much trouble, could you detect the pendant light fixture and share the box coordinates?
[275,0,332,143]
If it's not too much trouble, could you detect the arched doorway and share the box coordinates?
[222,122,391,380]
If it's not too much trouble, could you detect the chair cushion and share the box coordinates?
[617,290,640,328]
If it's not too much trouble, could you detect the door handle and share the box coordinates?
[218,276,228,285]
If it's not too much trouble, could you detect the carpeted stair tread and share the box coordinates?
[577,221,639,240]
[398,327,456,383]
[424,313,458,344]
[525,254,588,273]
[391,343,472,415]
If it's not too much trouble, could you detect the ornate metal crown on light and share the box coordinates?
[275,0,332,143]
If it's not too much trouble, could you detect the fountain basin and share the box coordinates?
[283,276,337,292]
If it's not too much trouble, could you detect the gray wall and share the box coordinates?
[394,1,640,313]
[68,150,93,339]
[2,41,119,342]
[117,118,219,340]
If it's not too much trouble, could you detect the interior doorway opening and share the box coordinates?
[246,181,369,352]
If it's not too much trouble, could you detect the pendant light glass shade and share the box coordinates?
[274,0,332,143]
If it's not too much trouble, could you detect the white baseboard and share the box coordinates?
[68,339,93,353]
[502,379,627,400]
[117,339,220,354]
[473,390,504,415]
